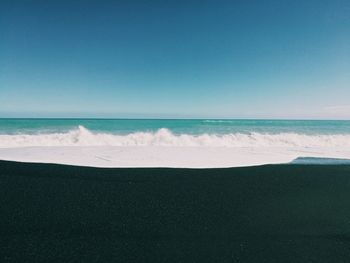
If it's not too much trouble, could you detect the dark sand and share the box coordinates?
[1,160,350,262]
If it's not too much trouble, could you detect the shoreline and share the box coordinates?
[1,146,350,168]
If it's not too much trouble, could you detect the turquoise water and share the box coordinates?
[0,119,349,135]
[291,157,350,165]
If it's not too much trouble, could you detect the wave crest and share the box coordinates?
[0,125,350,148]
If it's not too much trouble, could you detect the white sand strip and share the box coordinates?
[0,146,349,168]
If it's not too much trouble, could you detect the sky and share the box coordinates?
[0,0,349,119]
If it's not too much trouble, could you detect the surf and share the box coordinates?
[0,125,350,148]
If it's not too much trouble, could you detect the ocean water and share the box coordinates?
[0,119,350,148]
[1,119,350,135]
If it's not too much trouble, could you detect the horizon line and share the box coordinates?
[0,117,350,121]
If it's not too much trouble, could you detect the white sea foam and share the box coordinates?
[0,145,350,168]
[0,125,349,167]
[0,125,350,148]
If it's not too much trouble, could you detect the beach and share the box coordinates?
[1,160,350,262]
[2,0,349,261]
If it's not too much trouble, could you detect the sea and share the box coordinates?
[0,118,350,147]
[0,119,350,167]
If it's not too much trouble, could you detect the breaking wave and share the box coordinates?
[0,125,350,148]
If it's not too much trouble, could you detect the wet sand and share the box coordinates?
[1,160,350,262]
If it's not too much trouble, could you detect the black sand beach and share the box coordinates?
[1,160,350,262]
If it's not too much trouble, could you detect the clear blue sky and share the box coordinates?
[0,0,349,119]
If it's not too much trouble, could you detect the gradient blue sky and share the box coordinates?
[1,0,349,119]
